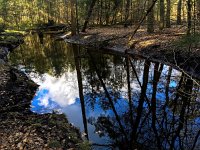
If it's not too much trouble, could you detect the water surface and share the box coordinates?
[9,34,200,150]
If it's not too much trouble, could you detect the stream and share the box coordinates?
[9,33,200,150]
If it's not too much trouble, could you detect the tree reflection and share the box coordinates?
[9,33,75,76]
[84,55,200,150]
[72,44,88,140]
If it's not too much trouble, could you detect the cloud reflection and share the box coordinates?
[31,71,79,111]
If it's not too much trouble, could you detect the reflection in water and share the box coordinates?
[10,33,75,76]
[31,72,79,113]
[9,34,200,150]
[73,44,89,140]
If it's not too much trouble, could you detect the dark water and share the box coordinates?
[9,34,200,150]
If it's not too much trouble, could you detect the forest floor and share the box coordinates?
[62,25,200,80]
[0,33,84,149]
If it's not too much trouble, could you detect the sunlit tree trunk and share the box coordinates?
[177,0,182,25]
[166,0,171,28]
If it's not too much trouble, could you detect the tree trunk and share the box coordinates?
[177,0,182,25]
[99,0,103,25]
[197,0,200,25]
[111,0,120,25]
[81,0,97,32]
[124,0,131,27]
[76,0,79,34]
[187,0,192,35]
[70,0,77,35]
[159,0,165,30]
[105,0,111,25]
[2,0,8,26]
[166,0,171,28]
[147,0,155,33]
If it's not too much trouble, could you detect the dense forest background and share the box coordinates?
[0,0,200,35]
